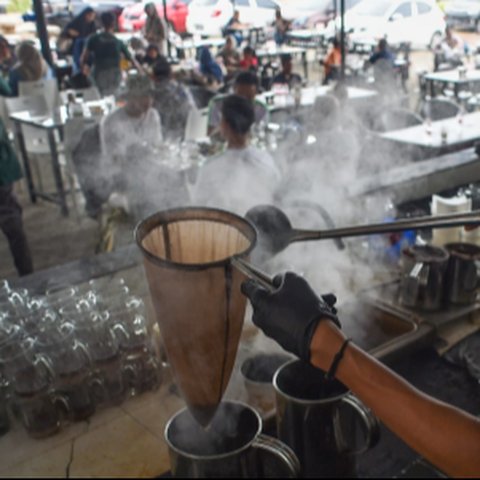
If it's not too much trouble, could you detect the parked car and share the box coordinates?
[118,0,191,34]
[282,0,363,30]
[44,0,132,31]
[186,0,279,38]
[445,0,480,32]
[325,0,446,50]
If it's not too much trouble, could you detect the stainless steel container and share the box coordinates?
[445,242,480,305]
[399,245,450,311]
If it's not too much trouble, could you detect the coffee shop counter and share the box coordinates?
[2,245,480,477]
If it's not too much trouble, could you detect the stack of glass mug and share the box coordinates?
[0,277,162,439]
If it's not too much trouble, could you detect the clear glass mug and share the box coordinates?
[0,337,70,438]
[0,280,11,302]
[12,362,71,438]
[111,309,162,397]
[46,286,86,314]
[19,307,57,337]
[72,311,132,407]
[33,323,97,422]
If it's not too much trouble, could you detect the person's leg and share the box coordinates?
[72,38,86,74]
[0,184,33,276]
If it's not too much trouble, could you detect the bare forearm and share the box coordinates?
[310,321,480,477]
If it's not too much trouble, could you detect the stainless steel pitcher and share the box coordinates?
[445,242,480,305]
[165,400,300,478]
[273,360,380,478]
[399,245,450,311]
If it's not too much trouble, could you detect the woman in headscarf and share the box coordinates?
[63,7,97,72]
[9,42,53,96]
[143,3,165,56]
[199,46,224,86]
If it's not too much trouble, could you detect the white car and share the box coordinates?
[186,0,279,37]
[327,0,446,50]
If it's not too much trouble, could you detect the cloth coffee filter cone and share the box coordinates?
[135,207,256,426]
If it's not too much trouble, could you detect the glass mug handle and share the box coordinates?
[341,393,381,455]
[34,354,56,381]
[252,433,301,478]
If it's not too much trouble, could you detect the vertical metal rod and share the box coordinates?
[340,0,345,80]
[32,0,53,68]
[163,0,172,58]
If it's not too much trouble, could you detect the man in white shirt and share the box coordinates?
[207,71,268,139]
[101,74,187,218]
[194,94,280,216]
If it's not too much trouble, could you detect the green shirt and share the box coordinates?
[0,118,22,186]
[86,32,132,72]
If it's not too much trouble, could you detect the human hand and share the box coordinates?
[241,272,340,362]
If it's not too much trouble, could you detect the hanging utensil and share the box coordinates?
[246,205,480,260]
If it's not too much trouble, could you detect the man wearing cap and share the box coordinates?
[100,74,180,218]
[101,74,162,163]
[151,55,195,141]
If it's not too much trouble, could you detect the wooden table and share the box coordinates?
[379,111,480,158]
[424,68,480,99]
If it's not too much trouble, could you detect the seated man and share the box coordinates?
[100,75,189,218]
[207,70,268,138]
[271,53,302,89]
[435,26,465,69]
[151,54,195,141]
[367,38,395,68]
[193,94,280,215]
[217,35,240,80]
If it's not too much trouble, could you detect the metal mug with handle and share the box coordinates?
[399,245,450,311]
[273,359,380,478]
[164,400,300,478]
[445,242,480,305]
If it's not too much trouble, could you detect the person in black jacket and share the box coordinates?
[63,7,97,72]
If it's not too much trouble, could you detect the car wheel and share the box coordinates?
[429,31,442,50]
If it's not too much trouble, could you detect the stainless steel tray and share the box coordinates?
[343,279,480,364]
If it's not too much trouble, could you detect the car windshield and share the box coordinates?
[294,0,328,12]
[192,0,217,6]
[352,0,393,16]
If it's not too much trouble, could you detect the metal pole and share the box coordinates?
[340,0,345,79]
[162,0,171,58]
[32,0,53,67]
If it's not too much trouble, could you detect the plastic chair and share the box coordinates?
[419,97,461,121]
[5,95,51,193]
[18,78,60,113]
[371,107,424,133]
[184,107,208,141]
[189,86,217,110]
[63,117,100,219]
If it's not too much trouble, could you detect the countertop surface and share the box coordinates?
[2,248,479,477]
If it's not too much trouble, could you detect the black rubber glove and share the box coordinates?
[241,272,340,362]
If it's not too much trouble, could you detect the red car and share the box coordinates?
[118,0,191,34]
